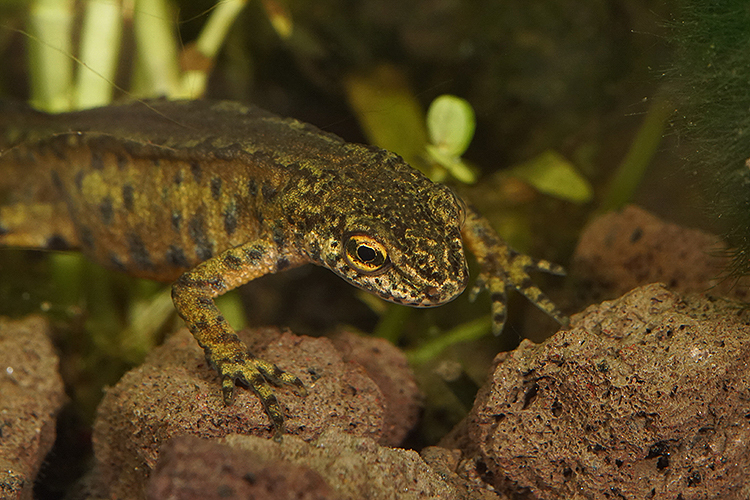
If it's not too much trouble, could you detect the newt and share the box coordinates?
[0,99,567,436]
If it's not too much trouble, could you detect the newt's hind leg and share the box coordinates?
[461,204,568,334]
[0,202,79,250]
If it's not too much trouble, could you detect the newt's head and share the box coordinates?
[300,149,469,307]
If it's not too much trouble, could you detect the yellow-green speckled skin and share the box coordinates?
[0,100,566,437]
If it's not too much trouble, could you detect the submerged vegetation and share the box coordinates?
[668,0,750,279]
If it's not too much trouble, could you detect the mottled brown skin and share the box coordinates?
[0,100,567,437]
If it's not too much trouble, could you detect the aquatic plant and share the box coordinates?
[669,0,750,278]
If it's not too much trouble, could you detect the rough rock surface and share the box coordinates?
[0,315,66,500]
[148,435,341,500]
[219,430,461,499]
[91,327,390,499]
[331,329,422,446]
[420,446,505,500]
[468,284,750,499]
[571,205,750,304]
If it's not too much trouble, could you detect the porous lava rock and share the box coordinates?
[420,446,506,500]
[571,205,750,304]
[468,283,750,499]
[0,316,66,500]
[218,430,461,499]
[147,435,341,500]
[331,329,422,446]
[91,327,391,499]
[148,431,466,500]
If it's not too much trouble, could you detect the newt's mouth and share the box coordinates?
[421,279,467,307]
[378,278,467,308]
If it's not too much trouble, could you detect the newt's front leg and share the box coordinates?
[461,205,568,334]
[171,237,307,438]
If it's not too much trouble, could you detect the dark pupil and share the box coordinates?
[357,245,377,263]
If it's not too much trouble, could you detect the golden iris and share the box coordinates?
[343,234,390,274]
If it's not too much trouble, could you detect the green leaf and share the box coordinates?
[509,150,593,204]
[426,95,475,157]
[344,64,428,170]
[27,0,75,111]
[132,0,181,98]
[406,316,491,366]
[425,144,477,184]
[600,98,671,212]
[75,0,123,108]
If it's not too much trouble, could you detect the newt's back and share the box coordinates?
[0,100,343,280]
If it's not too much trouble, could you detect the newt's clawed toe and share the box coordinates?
[478,258,568,335]
[461,205,568,335]
[217,355,306,438]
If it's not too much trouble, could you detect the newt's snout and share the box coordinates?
[414,265,468,307]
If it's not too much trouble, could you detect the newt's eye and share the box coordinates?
[343,234,390,274]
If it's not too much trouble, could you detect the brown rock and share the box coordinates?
[469,284,750,499]
[420,446,506,500]
[148,436,341,500]
[0,316,66,500]
[331,329,423,446]
[221,430,461,499]
[571,205,750,304]
[91,327,387,499]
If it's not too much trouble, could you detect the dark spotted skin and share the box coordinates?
[0,100,567,437]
